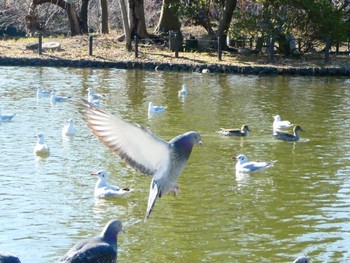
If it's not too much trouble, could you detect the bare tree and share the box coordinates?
[216,0,237,49]
[27,0,81,36]
[128,0,148,38]
[100,0,109,34]
[154,0,181,34]
[119,0,132,50]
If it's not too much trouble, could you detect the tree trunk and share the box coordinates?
[128,0,148,39]
[28,0,81,36]
[80,0,89,34]
[119,0,132,51]
[154,0,181,34]
[216,0,237,50]
[100,0,109,34]
[67,3,81,35]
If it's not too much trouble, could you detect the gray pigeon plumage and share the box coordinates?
[59,219,123,263]
[80,100,202,220]
[0,252,21,263]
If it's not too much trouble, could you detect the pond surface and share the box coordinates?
[0,66,349,262]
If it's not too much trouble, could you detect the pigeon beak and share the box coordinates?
[91,173,97,176]
[232,156,237,160]
[199,141,203,146]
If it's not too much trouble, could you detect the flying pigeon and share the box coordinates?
[80,100,202,220]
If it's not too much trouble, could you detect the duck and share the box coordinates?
[148,102,167,115]
[92,170,132,198]
[62,118,76,136]
[178,84,188,96]
[34,133,50,156]
[0,107,15,121]
[273,125,305,142]
[273,114,293,131]
[233,154,275,173]
[219,125,251,136]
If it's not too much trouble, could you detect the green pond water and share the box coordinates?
[0,66,349,262]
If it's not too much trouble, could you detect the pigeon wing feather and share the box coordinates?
[80,100,170,176]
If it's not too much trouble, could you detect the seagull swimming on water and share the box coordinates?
[34,133,50,157]
[36,86,50,98]
[59,219,124,263]
[80,100,202,220]
[178,84,188,97]
[273,115,293,131]
[0,107,15,121]
[92,170,132,198]
[87,88,103,100]
[148,102,167,116]
[233,154,275,173]
[50,91,71,104]
[62,118,76,136]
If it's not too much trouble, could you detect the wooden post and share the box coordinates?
[218,37,222,61]
[89,35,93,56]
[269,36,275,62]
[38,33,42,55]
[134,35,138,58]
[174,33,179,58]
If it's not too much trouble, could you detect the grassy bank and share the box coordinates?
[1,29,350,71]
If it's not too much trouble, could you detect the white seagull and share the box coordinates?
[50,91,71,104]
[36,86,50,98]
[178,84,188,97]
[88,88,103,100]
[92,170,132,198]
[273,115,293,131]
[34,133,50,156]
[62,118,76,136]
[87,88,102,106]
[0,107,15,121]
[232,154,275,173]
[148,102,167,115]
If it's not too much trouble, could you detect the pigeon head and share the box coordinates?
[100,219,124,244]
[170,131,202,159]
[232,154,248,164]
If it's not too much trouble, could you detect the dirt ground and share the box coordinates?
[1,27,350,69]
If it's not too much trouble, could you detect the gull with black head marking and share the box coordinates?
[80,100,202,221]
